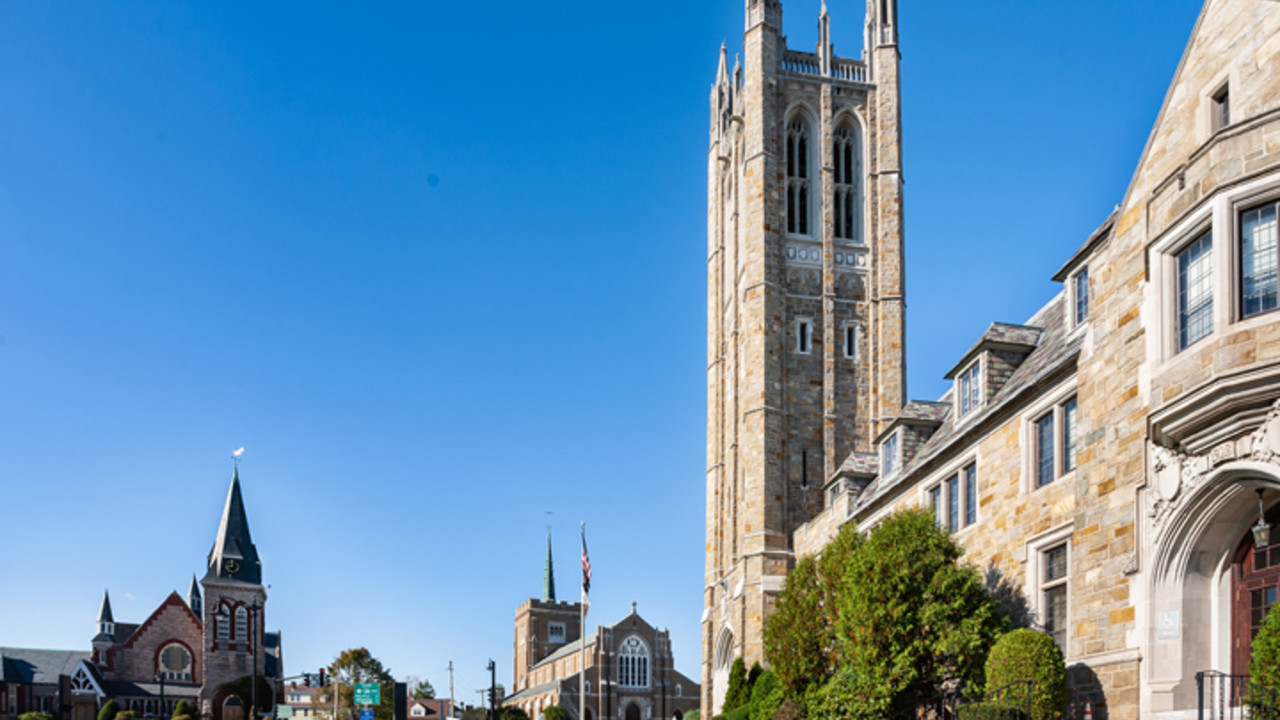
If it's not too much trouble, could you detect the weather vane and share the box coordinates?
[232,447,245,467]
[546,510,554,534]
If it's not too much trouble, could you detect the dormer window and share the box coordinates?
[881,433,900,476]
[958,361,981,417]
[1073,267,1090,325]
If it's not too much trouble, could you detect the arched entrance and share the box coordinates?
[711,628,735,715]
[624,704,640,720]
[1231,501,1280,673]
[223,697,244,720]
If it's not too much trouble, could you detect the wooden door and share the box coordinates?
[1232,513,1280,674]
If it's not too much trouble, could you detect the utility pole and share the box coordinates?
[448,663,455,720]
[486,661,496,720]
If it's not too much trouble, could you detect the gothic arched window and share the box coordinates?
[786,116,812,236]
[833,121,863,242]
[617,636,650,689]
[216,605,230,641]
[235,607,249,641]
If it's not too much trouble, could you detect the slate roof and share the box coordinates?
[899,401,951,424]
[0,648,91,685]
[530,633,597,671]
[854,294,1080,513]
[206,468,263,585]
[944,322,1045,379]
[102,680,201,698]
[98,592,114,624]
[502,680,562,704]
[836,452,879,477]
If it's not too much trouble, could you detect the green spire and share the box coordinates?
[542,531,557,602]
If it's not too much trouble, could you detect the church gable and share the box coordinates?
[1120,0,1280,232]
[111,593,203,684]
[69,660,105,698]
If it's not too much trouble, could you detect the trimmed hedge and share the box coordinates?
[955,703,1030,720]
[98,699,121,720]
[172,700,194,719]
[984,629,1065,720]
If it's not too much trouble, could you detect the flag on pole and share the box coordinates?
[581,523,592,618]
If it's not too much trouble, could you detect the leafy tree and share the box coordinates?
[217,676,276,720]
[542,706,570,720]
[834,509,1007,715]
[721,659,749,713]
[98,699,121,720]
[496,707,529,720]
[984,629,1065,720]
[312,649,395,720]
[459,709,486,720]
[411,681,436,700]
[746,670,785,720]
[172,700,195,719]
[1253,602,1280,706]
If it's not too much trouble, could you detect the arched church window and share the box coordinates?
[159,644,193,682]
[216,606,230,641]
[785,117,812,236]
[617,636,649,689]
[833,122,862,242]
[235,607,249,641]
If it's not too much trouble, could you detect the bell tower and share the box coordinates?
[703,0,906,712]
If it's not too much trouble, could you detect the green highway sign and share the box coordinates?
[354,684,381,705]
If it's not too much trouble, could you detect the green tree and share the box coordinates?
[984,629,1065,720]
[833,509,1007,715]
[721,659,749,713]
[1253,603,1280,696]
[460,709,486,720]
[217,676,276,720]
[496,707,529,720]
[411,681,435,700]
[98,699,121,720]
[172,700,195,719]
[311,649,396,720]
[542,707,570,720]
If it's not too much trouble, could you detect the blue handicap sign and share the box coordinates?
[360,709,374,720]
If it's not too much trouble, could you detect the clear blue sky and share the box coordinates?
[0,0,1202,702]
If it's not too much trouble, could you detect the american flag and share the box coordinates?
[581,524,592,618]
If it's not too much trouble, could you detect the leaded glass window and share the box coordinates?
[618,636,649,689]
[959,362,981,416]
[786,118,811,236]
[1036,413,1056,488]
[833,123,861,242]
[1062,396,1078,473]
[1242,203,1279,319]
[1179,233,1214,349]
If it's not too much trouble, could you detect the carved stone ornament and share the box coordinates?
[1148,399,1280,536]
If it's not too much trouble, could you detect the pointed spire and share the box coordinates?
[97,590,114,624]
[542,531,557,602]
[717,42,729,85]
[187,575,203,615]
[206,466,263,585]
[818,0,833,74]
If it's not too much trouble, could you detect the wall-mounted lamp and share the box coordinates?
[1254,489,1272,549]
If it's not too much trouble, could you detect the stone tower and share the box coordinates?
[200,468,269,719]
[703,0,905,711]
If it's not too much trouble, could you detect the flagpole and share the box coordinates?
[579,522,587,720]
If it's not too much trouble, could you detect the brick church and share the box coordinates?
[704,0,1280,717]
[1,468,283,720]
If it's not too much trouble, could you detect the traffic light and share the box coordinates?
[486,689,494,707]
[318,668,327,687]
[303,673,312,687]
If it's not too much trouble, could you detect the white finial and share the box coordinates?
[232,447,245,466]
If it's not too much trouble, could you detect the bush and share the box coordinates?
[1253,602,1280,692]
[682,711,699,720]
[955,703,1030,720]
[173,715,194,720]
[804,664,892,720]
[98,699,121,720]
[722,659,749,713]
[116,712,140,720]
[747,670,785,720]
[19,713,55,720]
[542,707,570,720]
[983,629,1065,720]
[172,700,194,719]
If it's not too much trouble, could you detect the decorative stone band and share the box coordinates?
[1148,397,1280,537]
[785,242,868,271]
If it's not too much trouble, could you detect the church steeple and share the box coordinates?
[205,467,262,585]
[96,590,115,637]
[187,575,203,616]
[542,531,557,602]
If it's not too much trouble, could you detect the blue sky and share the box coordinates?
[0,0,1203,702]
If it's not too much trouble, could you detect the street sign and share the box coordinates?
[355,684,381,706]
[278,707,294,719]
[360,709,374,720]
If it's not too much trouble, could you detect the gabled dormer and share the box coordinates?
[1053,211,1115,332]
[876,401,950,478]
[944,323,1044,420]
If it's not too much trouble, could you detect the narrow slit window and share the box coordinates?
[964,463,978,526]
[1179,232,1214,349]
[1062,396,1079,473]
[1212,85,1230,132]
[1074,268,1089,325]
[946,475,959,531]
[844,325,857,360]
[796,319,812,354]
[1036,413,1056,488]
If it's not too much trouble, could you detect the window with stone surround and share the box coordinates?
[1042,544,1069,651]
[1031,395,1078,489]
[833,122,862,243]
[217,606,230,641]
[1178,232,1214,349]
[785,116,812,236]
[927,462,978,532]
[1212,84,1230,133]
[618,636,649,689]
[549,623,566,643]
[843,323,858,360]
[796,317,813,355]
[1072,267,1090,326]
[235,606,249,642]
[881,432,900,477]
[964,463,978,526]
[159,644,193,682]
[1241,200,1279,319]
[957,361,981,417]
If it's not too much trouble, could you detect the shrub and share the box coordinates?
[747,671,785,720]
[117,712,140,720]
[955,703,1030,720]
[173,715,194,720]
[984,629,1066,720]
[19,713,55,720]
[722,659,749,713]
[804,664,892,720]
[682,711,699,720]
[542,707,570,720]
[172,700,194,719]
[1253,602,1280,691]
[98,699,121,720]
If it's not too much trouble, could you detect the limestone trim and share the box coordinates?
[1024,523,1075,659]
[916,451,984,537]
[1017,378,1080,496]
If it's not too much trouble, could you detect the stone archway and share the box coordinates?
[1145,446,1280,713]
[223,697,244,720]
[624,704,640,720]
[711,628,734,715]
